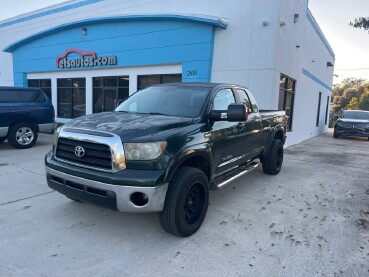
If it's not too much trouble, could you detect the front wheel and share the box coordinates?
[333,129,339,138]
[7,123,38,149]
[158,167,209,237]
[262,139,284,175]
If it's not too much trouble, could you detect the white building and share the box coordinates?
[0,0,334,146]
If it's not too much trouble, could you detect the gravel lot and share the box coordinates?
[0,130,368,276]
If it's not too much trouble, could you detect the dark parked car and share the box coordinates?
[334,110,369,140]
[45,83,288,236]
[0,87,55,149]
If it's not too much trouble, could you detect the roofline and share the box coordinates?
[0,0,101,28]
[306,9,335,60]
[3,14,227,52]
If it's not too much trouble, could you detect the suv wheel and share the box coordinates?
[262,139,283,175]
[333,129,339,138]
[0,137,6,144]
[158,167,209,237]
[8,123,38,149]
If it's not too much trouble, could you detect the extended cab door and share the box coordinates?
[208,88,248,177]
[234,88,264,162]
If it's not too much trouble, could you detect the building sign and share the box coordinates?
[56,48,117,69]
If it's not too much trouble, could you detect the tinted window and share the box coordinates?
[116,86,209,118]
[28,79,52,100]
[0,89,45,103]
[57,78,86,118]
[343,111,369,120]
[236,89,252,111]
[212,89,235,110]
[137,74,182,90]
[245,89,259,112]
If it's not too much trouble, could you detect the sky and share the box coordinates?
[0,0,368,85]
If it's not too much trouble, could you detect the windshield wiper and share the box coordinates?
[146,112,167,116]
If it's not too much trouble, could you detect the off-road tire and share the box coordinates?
[7,123,38,149]
[262,139,284,175]
[158,167,209,237]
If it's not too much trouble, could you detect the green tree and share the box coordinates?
[347,97,359,110]
[350,17,369,32]
[358,93,369,110]
[331,78,367,112]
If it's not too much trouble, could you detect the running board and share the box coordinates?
[209,162,259,191]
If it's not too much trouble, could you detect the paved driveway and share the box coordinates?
[0,131,368,276]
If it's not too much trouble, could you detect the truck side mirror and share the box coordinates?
[210,104,248,122]
[227,104,248,122]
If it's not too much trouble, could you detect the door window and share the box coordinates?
[236,89,252,112]
[212,89,236,110]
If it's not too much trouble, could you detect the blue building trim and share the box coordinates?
[8,17,223,86]
[0,0,104,28]
[306,9,335,60]
[4,15,227,52]
[302,68,332,91]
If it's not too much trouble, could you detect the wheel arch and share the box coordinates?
[165,146,212,184]
[9,118,39,133]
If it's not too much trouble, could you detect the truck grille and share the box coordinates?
[56,138,112,170]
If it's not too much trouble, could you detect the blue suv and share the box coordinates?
[0,87,55,149]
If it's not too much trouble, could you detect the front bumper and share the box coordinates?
[335,126,369,138]
[45,152,169,213]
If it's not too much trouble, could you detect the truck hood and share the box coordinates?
[65,112,195,141]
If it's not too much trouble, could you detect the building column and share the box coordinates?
[85,76,93,114]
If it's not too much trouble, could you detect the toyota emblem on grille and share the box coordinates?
[75,146,85,157]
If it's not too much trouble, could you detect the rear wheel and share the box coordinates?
[262,139,283,175]
[7,123,38,149]
[0,137,6,144]
[158,167,209,237]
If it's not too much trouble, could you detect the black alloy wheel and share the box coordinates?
[158,167,209,237]
[262,139,284,175]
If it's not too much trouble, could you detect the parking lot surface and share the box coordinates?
[0,130,368,276]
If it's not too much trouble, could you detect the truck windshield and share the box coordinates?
[343,111,369,120]
[115,86,210,118]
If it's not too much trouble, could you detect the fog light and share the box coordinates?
[130,192,149,207]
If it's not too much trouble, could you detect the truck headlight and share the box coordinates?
[53,126,62,149]
[124,142,167,160]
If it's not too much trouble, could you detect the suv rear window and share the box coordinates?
[0,89,45,103]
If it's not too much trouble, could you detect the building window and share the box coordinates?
[325,96,330,125]
[93,76,129,113]
[28,79,51,100]
[278,74,295,130]
[137,74,182,90]
[57,78,86,118]
[316,92,322,127]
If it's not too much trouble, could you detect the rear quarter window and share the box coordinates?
[0,89,45,103]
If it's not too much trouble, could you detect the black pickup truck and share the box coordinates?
[45,83,288,236]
